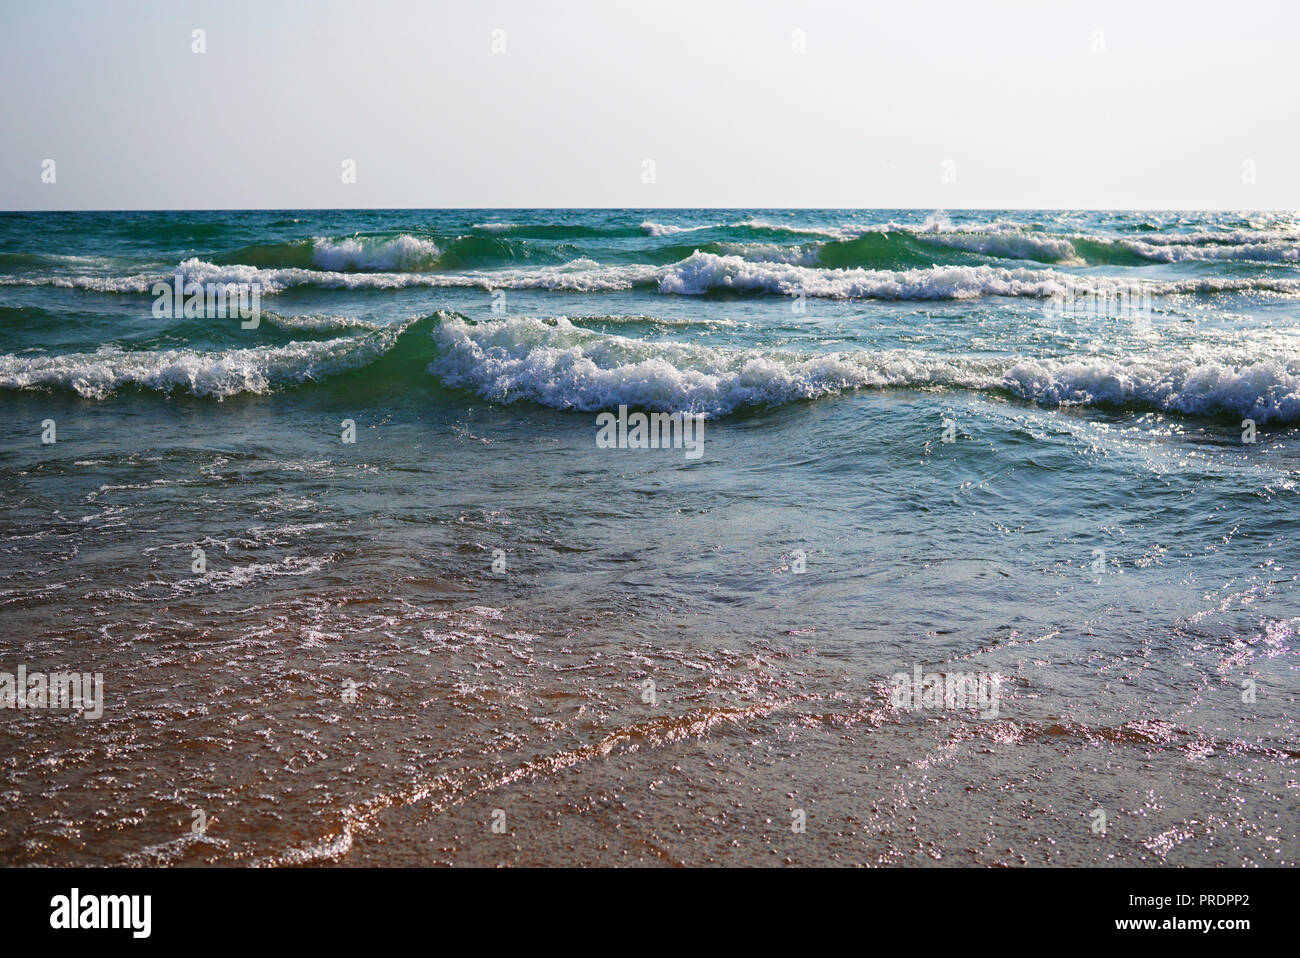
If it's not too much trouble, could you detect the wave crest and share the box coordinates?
[428,315,1300,422]
[4,310,1296,422]
[0,317,426,399]
[309,235,440,271]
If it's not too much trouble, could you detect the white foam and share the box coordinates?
[657,252,1076,299]
[1102,236,1300,264]
[919,211,954,232]
[1131,228,1300,247]
[714,243,823,265]
[642,218,870,240]
[3,308,1297,421]
[6,248,1300,300]
[310,235,440,271]
[920,232,1084,264]
[427,315,1300,422]
[641,221,702,237]
[0,323,409,399]
[262,312,383,333]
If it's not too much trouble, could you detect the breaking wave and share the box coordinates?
[427,315,1300,421]
[3,311,1297,423]
[7,252,1298,300]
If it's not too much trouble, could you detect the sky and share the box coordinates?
[1,0,1298,210]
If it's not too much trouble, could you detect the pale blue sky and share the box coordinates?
[2,0,1297,209]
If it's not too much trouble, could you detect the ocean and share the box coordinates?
[0,208,1296,866]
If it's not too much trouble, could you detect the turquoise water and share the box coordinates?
[0,209,1296,866]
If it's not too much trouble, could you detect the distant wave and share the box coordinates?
[469,222,644,239]
[309,235,441,271]
[0,251,114,270]
[646,219,1300,266]
[641,221,702,237]
[7,251,1298,301]
[6,311,1295,422]
[652,252,1299,299]
[217,235,441,272]
[8,220,1300,299]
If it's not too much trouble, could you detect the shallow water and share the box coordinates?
[0,209,1296,865]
